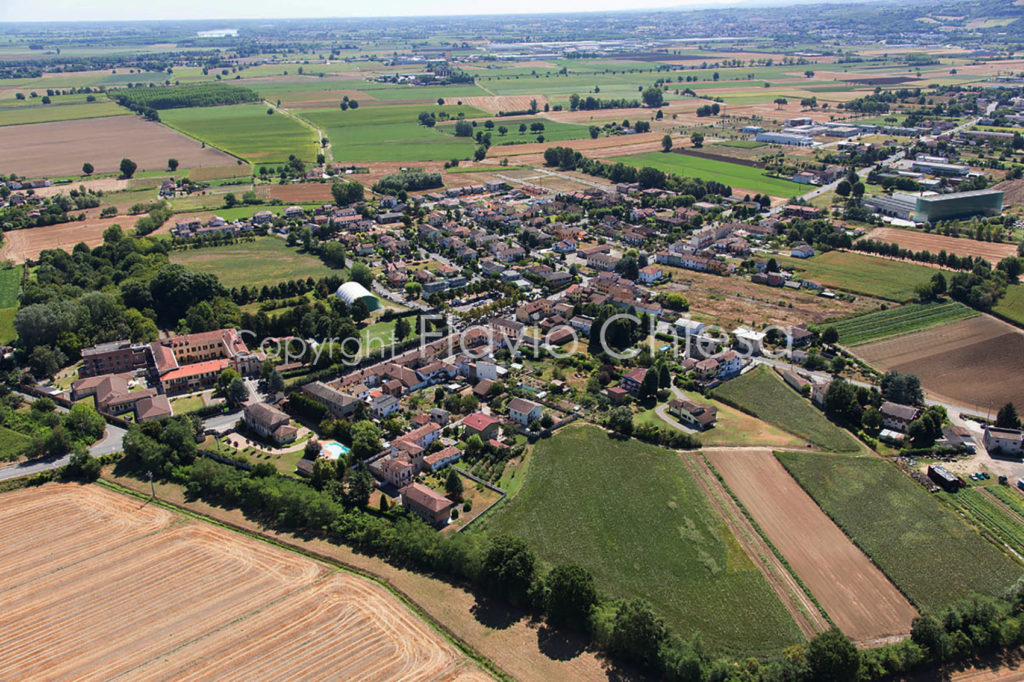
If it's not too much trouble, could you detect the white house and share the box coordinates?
[508,397,543,427]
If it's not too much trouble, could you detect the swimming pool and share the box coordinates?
[321,440,351,460]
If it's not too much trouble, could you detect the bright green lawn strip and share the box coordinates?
[0,425,30,460]
[476,423,805,657]
[169,238,339,289]
[993,285,1024,328]
[160,104,318,163]
[437,115,591,145]
[775,251,937,302]
[777,451,1021,612]
[0,266,23,308]
[609,151,803,196]
[713,366,861,452]
[0,100,127,126]
[831,300,978,346]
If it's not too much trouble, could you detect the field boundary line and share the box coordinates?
[95,477,512,682]
[269,101,328,163]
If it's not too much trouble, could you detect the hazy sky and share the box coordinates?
[2,0,750,23]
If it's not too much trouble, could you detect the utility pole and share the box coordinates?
[147,470,154,499]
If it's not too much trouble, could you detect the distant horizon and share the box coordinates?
[0,0,869,25]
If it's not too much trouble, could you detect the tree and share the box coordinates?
[345,467,373,507]
[836,180,851,197]
[445,468,464,501]
[774,97,788,109]
[226,377,249,406]
[880,371,923,406]
[690,132,704,148]
[823,379,862,427]
[661,134,673,152]
[65,403,106,443]
[223,192,238,208]
[454,119,473,137]
[168,158,179,171]
[996,402,1020,429]
[349,261,373,288]
[82,162,94,176]
[641,86,664,108]
[639,368,659,402]
[609,598,667,669]
[394,316,411,341]
[806,629,859,682]
[821,326,839,345]
[481,534,536,603]
[852,181,865,198]
[64,449,101,481]
[268,369,285,394]
[350,420,381,459]
[545,564,598,630]
[218,367,241,392]
[119,158,137,179]
[351,298,369,323]
[331,180,364,205]
[608,406,634,436]
[589,125,600,139]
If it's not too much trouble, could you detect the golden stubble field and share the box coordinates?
[0,484,490,682]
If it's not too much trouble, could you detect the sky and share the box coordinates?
[0,0,762,23]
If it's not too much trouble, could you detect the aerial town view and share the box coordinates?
[2,0,1024,679]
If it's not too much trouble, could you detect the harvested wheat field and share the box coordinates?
[0,116,236,178]
[0,484,489,682]
[704,448,917,645]
[853,314,1024,413]
[0,215,126,262]
[257,182,336,203]
[862,227,1018,264]
[454,95,548,114]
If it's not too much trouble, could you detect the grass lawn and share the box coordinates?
[476,423,805,656]
[713,366,862,452]
[170,238,339,289]
[437,115,591,146]
[160,104,319,163]
[357,317,417,358]
[0,425,30,461]
[170,395,206,414]
[776,251,937,302]
[0,266,22,345]
[0,100,127,126]
[830,300,979,346]
[608,151,803,197]
[777,451,1021,613]
[300,104,487,162]
[665,388,808,448]
[993,284,1024,328]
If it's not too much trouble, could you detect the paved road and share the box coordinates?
[0,423,127,482]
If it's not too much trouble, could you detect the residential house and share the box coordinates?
[668,398,718,430]
[462,412,500,440]
[508,397,543,427]
[400,483,454,526]
[620,367,648,396]
[880,402,921,433]
[637,265,663,284]
[244,402,298,445]
[983,426,1024,455]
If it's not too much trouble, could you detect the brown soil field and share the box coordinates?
[257,182,336,203]
[861,227,1018,264]
[0,116,236,178]
[31,177,133,197]
[105,468,617,681]
[0,214,125,262]
[0,484,489,682]
[438,95,546,114]
[852,314,1024,413]
[704,448,918,645]
[994,178,1024,209]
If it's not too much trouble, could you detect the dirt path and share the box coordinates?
[704,448,918,646]
[678,450,829,639]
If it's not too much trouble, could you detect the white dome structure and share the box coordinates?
[336,281,381,311]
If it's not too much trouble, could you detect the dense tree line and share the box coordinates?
[110,82,260,111]
[371,170,443,194]
[568,93,642,111]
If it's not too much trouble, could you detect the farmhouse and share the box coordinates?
[983,426,1024,455]
[880,401,921,433]
[400,483,454,526]
[668,398,718,430]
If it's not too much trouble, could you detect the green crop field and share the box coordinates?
[830,300,979,346]
[300,103,487,162]
[160,104,318,163]
[713,140,767,149]
[993,285,1024,328]
[776,251,937,302]
[0,266,22,345]
[0,100,127,126]
[941,487,1024,557]
[0,425,30,461]
[437,115,591,145]
[777,451,1021,613]
[477,423,805,656]
[713,366,862,452]
[169,238,339,288]
[609,151,803,196]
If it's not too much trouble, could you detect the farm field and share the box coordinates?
[776,251,937,302]
[161,104,318,163]
[705,448,917,644]
[940,487,1024,558]
[830,300,979,346]
[993,284,1024,327]
[852,314,1024,413]
[776,451,1021,613]
[712,366,862,453]
[0,266,21,344]
[0,116,236,178]
[170,238,339,288]
[0,425,30,460]
[477,423,805,657]
[861,227,1019,264]
[300,104,487,162]
[437,115,591,146]
[0,484,486,681]
[608,150,803,197]
[0,100,127,126]
[660,388,807,448]
[0,215,128,263]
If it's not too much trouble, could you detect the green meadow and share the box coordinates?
[610,150,804,196]
[160,104,319,163]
